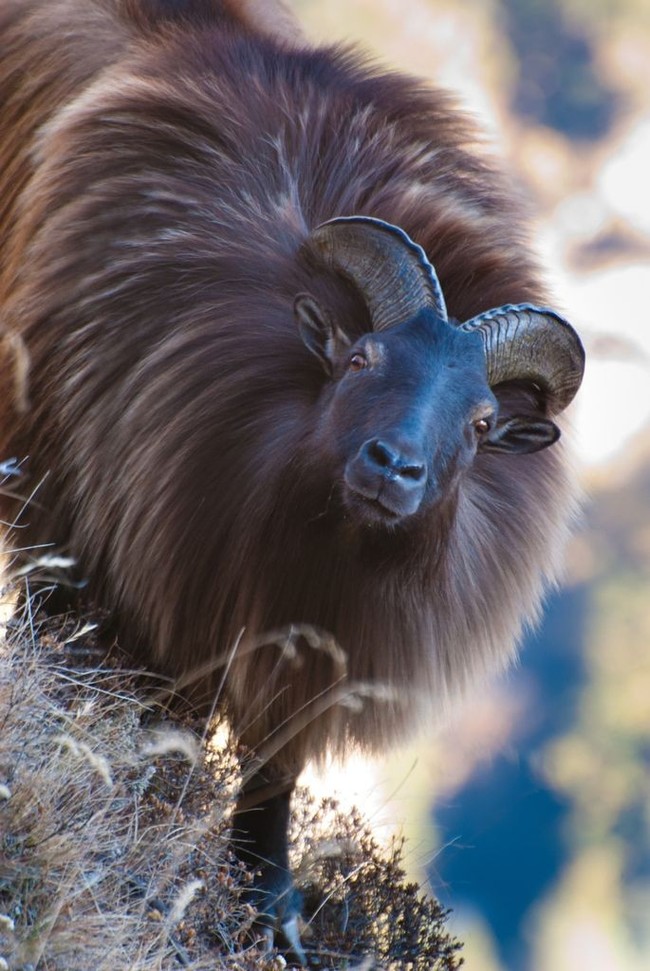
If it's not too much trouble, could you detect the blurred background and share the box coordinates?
[292,1,650,969]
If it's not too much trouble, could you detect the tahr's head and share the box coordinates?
[296,217,584,526]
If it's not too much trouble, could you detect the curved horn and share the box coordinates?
[305,216,447,331]
[460,303,585,414]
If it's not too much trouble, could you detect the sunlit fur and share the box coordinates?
[0,0,576,778]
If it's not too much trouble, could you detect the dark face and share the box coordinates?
[296,300,560,528]
[328,315,494,524]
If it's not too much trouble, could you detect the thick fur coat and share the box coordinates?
[0,0,575,777]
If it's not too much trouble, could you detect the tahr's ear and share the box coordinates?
[294,293,350,375]
[483,416,561,454]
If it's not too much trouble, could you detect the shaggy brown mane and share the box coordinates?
[0,0,575,762]
[0,1,579,955]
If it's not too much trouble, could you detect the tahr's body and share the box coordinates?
[0,0,583,954]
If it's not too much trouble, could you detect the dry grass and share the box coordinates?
[0,585,463,970]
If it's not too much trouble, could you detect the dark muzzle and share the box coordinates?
[345,437,427,520]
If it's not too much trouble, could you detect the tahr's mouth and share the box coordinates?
[343,452,426,525]
[343,484,409,526]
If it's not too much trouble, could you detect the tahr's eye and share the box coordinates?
[474,417,491,435]
[349,353,368,372]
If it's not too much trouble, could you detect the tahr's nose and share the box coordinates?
[363,439,426,484]
[345,437,427,518]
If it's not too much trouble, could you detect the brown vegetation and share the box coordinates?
[0,589,462,970]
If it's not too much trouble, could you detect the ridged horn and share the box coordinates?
[459,303,585,414]
[305,216,447,331]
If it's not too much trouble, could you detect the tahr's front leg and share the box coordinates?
[233,772,307,965]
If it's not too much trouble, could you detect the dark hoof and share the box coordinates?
[246,869,308,967]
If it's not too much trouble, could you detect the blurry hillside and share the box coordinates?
[294,2,650,970]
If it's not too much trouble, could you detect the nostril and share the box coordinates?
[401,462,426,482]
[367,440,395,469]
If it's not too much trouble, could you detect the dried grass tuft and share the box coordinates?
[0,586,462,969]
